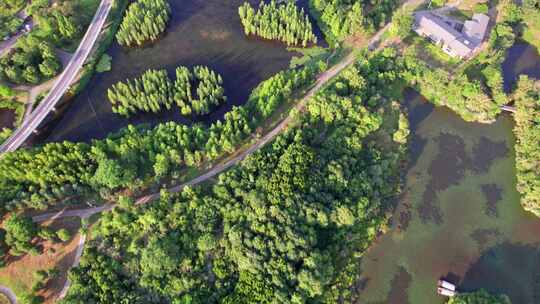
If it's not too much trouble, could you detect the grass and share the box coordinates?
[0,217,82,304]
[447,8,474,21]
[522,9,540,51]
[0,294,9,304]
[406,36,461,70]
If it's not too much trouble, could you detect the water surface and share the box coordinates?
[0,109,15,129]
[42,0,302,143]
[356,90,540,304]
[502,41,540,92]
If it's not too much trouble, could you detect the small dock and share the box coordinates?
[437,280,457,297]
[501,105,516,113]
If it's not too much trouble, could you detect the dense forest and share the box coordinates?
[0,35,62,85]
[108,65,226,117]
[61,51,407,303]
[116,0,171,47]
[512,76,540,216]
[238,0,317,47]
[309,0,398,43]
[0,64,321,213]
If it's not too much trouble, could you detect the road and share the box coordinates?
[0,285,17,304]
[0,0,113,154]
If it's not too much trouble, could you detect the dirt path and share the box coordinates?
[0,285,17,304]
[57,234,86,300]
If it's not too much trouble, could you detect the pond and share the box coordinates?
[0,108,15,130]
[356,89,540,304]
[40,0,313,143]
[502,41,540,92]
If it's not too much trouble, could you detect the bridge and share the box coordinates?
[0,0,113,154]
[501,105,516,113]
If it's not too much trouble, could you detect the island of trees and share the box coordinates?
[238,0,317,47]
[116,0,171,47]
[60,51,407,303]
[107,65,227,117]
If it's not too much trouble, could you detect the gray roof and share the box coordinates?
[413,11,489,57]
[463,13,490,44]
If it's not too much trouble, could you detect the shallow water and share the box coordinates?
[41,0,308,143]
[0,108,15,129]
[502,41,540,92]
[356,90,540,304]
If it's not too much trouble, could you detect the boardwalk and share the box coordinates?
[501,105,516,113]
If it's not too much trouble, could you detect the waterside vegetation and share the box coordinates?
[116,0,171,47]
[107,65,227,117]
[238,0,317,47]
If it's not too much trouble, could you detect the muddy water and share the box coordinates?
[42,0,305,143]
[502,42,540,92]
[0,108,15,129]
[356,90,540,304]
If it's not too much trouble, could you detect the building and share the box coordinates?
[413,10,490,59]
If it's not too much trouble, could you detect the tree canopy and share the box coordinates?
[239,1,317,47]
[61,50,407,304]
[116,0,171,47]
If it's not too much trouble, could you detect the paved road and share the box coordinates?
[0,0,113,154]
[0,285,17,304]
[57,234,86,300]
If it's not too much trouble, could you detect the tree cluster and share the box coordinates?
[238,0,317,47]
[310,0,398,42]
[0,14,23,39]
[107,65,227,117]
[2,214,38,257]
[0,35,62,85]
[116,0,171,47]
[512,76,540,217]
[61,51,407,303]
[0,64,321,213]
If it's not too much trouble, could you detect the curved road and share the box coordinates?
[0,286,16,304]
[0,0,113,154]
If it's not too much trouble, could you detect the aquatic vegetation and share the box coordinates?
[448,289,511,304]
[116,0,171,47]
[238,0,317,47]
[107,65,226,117]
